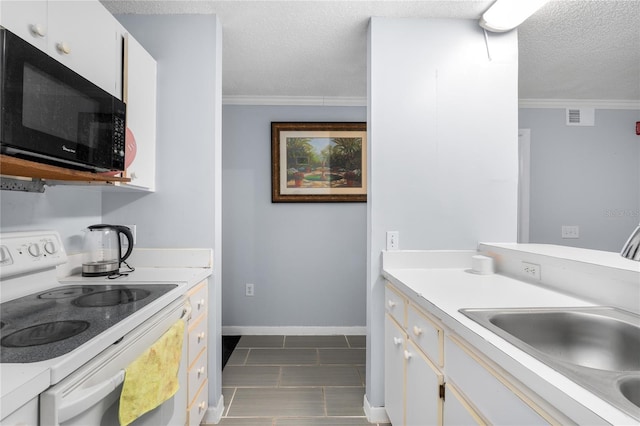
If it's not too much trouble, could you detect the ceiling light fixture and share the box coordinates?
[479,0,550,32]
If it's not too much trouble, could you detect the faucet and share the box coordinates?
[621,224,640,261]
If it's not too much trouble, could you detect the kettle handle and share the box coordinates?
[114,225,134,264]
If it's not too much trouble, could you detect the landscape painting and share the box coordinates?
[271,122,367,202]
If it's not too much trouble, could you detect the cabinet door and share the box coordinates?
[385,314,406,426]
[47,0,120,97]
[445,383,487,426]
[0,0,48,51]
[122,32,157,191]
[446,336,552,425]
[405,341,443,426]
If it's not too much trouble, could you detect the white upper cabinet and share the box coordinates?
[0,0,48,51]
[47,1,120,97]
[121,32,157,191]
[0,0,122,98]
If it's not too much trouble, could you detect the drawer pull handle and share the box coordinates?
[198,401,206,412]
[197,332,206,342]
[198,298,205,309]
[197,366,206,377]
[413,326,423,336]
[393,337,403,346]
[403,350,412,360]
[387,300,396,308]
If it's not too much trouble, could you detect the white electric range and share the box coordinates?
[0,230,189,425]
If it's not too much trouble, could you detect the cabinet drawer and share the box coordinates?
[385,284,407,326]
[188,349,207,406]
[188,315,207,367]
[187,379,208,426]
[446,335,554,425]
[188,281,207,323]
[408,303,443,367]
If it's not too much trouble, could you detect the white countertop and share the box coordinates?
[383,247,639,425]
[59,267,211,290]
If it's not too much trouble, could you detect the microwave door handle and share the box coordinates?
[58,369,126,423]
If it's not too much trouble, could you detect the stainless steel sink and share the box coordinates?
[459,307,640,421]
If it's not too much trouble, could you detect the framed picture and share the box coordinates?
[271,122,367,203]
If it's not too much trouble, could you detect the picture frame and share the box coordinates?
[271,122,367,203]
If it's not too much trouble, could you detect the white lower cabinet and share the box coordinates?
[405,340,443,426]
[385,283,444,426]
[444,383,486,426]
[445,335,554,426]
[385,314,406,426]
[186,280,208,426]
[385,282,560,426]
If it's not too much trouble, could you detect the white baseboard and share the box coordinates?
[363,394,389,423]
[222,326,366,336]
[202,394,224,424]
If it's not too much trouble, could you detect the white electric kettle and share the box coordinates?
[82,224,134,277]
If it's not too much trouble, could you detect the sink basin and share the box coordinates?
[486,310,640,371]
[459,307,640,421]
[619,376,640,409]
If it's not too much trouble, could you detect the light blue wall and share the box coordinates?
[520,108,640,251]
[0,186,102,252]
[103,15,219,250]
[222,105,367,328]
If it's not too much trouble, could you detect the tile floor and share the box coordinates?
[210,335,391,426]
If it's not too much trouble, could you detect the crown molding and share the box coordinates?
[222,95,367,106]
[223,96,639,110]
[519,98,640,110]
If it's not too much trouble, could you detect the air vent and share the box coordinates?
[566,108,595,126]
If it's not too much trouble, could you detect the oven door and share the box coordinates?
[40,297,189,426]
[0,28,126,172]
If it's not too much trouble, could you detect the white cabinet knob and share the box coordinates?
[197,331,205,342]
[393,337,403,346]
[403,350,412,360]
[30,24,46,37]
[412,325,423,336]
[387,300,396,308]
[198,401,206,412]
[56,42,71,55]
[197,366,205,377]
[197,298,205,309]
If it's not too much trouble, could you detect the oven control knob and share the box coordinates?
[44,241,57,255]
[28,243,41,257]
[0,246,13,265]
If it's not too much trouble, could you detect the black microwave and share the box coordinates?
[0,28,126,173]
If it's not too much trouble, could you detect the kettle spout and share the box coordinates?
[621,224,640,261]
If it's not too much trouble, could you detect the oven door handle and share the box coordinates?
[59,369,126,422]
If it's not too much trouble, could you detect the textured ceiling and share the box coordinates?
[101,0,640,102]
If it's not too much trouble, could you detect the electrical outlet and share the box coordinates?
[522,261,541,281]
[561,225,579,239]
[245,283,254,297]
[386,231,399,251]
